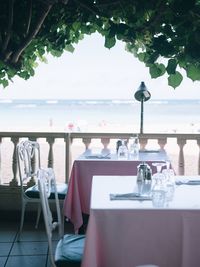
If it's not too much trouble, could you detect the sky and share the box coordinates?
[1,32,200,100]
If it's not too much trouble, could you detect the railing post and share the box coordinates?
[101,137,110,153]
[101,138,110,149]
[46,137,55,168]
[158,138,167,150]
[139,137,148,150]
[197,139,200,175]
[65,133,72,183]
[177,138,186,175]
[10,137,19,186]
[82,138,92,150]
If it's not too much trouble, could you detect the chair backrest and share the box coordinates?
[17,140,41,189]
[37,168,62,266]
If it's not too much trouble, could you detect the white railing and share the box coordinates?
[0,131,200,186]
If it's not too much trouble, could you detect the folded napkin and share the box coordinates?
[175,179,200,185]
[110,193,152,201]
[85,154,111,159]
[140,149,160,153]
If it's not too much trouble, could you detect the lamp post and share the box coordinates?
[134,81,151,134]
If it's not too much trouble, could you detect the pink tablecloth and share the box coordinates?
[63,151,169,231]
[81,175,200,267]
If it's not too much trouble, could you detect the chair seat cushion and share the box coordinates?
[49,183,68,199]
[55,234,85,267]
[25,183,68,199]
[25,185,40,198]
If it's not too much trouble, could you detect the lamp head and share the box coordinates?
[134,81,151,102]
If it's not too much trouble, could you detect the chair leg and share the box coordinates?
[48,240,57,267]
[35,203,41,229]
[17,201,26,241]
[58,200,64,237]
[60,213,65,238]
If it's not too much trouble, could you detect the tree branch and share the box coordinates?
[96,1,121,8]
[25,0,33,36]
[148,1,167,28]
[38,0,69,4]
[0,32,2,47]
[73,0,100,16]
[2,0,15,53]
[11,4,52,64]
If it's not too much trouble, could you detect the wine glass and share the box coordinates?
[129,137,139,159]
[152,162,166,183]
[117,139,128,160]
[151,162,167,207]
[162,168,175,201]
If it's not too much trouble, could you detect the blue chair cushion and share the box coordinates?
[55,234,85,267]
[25,183,68,199]
[49,183,68,200]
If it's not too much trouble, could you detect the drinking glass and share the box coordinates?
[162,168,175,201]
[151,162,167,207]
[117,139,128,160]
[152,162,166,175]
[129,136,139,159]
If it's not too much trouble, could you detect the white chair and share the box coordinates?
[17,140,68,240]
[38,168,85,267]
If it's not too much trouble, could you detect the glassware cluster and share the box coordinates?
[116,137,176,207]
[135,160,175,207]
[116,135,139,160]
[151,161,175,207]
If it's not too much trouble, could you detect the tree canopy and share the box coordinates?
[0,0,200,88]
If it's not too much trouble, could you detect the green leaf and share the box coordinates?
[7,68,17,79]
[18,71,30,80]
[166,59,177,74]
[186,64,200,81]
[65,44,75,53]
[178,55,187,69]
[50,50,63,57]
[0,60,5,71]
[138,53,145,62]
[0,79,9,88]
[29,68,35,76]
[149,63,166,78]
[152,35,175,57]
[117,23,129,36]
[0,71,6,78]
[72,22,81,32]
[104,36,116,49]
[168,71,183,88]
[81,25,91,34]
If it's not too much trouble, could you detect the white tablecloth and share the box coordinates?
[81,175,200,267]
[63,150,170,231]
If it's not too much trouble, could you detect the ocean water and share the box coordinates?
[0,99,199,133]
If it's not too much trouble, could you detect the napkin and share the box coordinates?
[140,149,160,153]
[110,193,152,201]
[85,154,111,159]
[175,179,200,185]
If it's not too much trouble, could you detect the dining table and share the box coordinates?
[63,149,171,231]
[81,175,200,267]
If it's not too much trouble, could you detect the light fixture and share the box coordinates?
[134,81,151,134]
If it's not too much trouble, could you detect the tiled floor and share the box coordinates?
[0,219,74,267]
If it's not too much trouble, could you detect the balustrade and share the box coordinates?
[0,132,199,187]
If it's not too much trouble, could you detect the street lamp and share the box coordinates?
[134,81,151,134]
